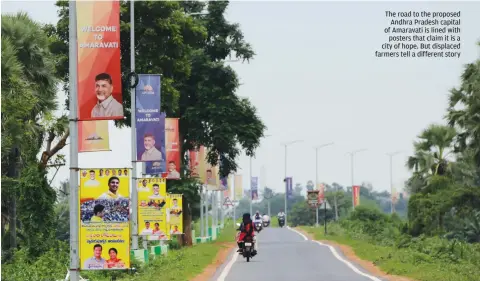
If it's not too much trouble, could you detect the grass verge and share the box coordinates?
[299,224,480,281]
[115,221,236,281]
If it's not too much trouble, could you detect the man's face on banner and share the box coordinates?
[144,136,155,150]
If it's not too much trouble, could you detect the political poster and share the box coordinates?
[234,174,243,200]
[286,177,293,199]
[135,75,166,168]
[167,194,183,235]
[189,146,206,182]
[165,118,181,179]
[137,178,168,241]
[317,183,325,205]
[353,185,361,207]
[78,121,110,152]
[79,168,130,270]
[76,0,123,121]
[251,177,258,200]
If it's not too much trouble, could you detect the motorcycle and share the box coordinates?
[254,220,263,232]
[262,215,270,227]
[242,236,255,262]
[278,216,285,228]
[236,223,256,262]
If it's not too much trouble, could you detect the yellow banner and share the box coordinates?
[137,178,168,240]
[167,194,183,235]
[79,168,130,270]
[78,121,111,152]
[234,174,243,200]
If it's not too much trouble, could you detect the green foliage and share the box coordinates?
[1,12,61,258]
[300,205,480,281]
[405,42,480,240]
[1,240,69,281]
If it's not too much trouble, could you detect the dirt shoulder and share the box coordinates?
[189,242,235,281]
[294,227,417,281]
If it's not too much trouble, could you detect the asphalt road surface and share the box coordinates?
[210,226,386,281]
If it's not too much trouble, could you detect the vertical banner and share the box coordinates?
[165,118,181,179]
[317,183,325,204]
[222,175,232,198]
[286,177,293,199]
[391,187,398,205]
[76,0,123,121]
[136,75,165,169]
[251,177,258,200]
[78,121,111,152]
[198,146,207,183]
[188,147,199,178]
[307,190,320,208]
[137,178,168,240]
[234,175,243,200]
[79,168,130,270]
[204,148,220,190]
[353,185,361,207]
[167,194,183,235]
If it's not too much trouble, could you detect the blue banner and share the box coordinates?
[251,177,258,200]
[135,75,166,173]
[286,177,293,199]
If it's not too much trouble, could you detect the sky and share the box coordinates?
[2,1,480,195]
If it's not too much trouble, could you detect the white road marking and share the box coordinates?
[286,226,308,240]
[288,227,383,281]
[216,249,239,281]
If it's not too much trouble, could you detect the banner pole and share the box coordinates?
[200,186,204,237]
[284,145,288,226]
[249,156,253,215]
[130,0,139,250]
[68,1,79,280]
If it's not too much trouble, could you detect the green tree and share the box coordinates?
[446,41,480,167]
[49,1,266,245]
[1,13,61,255]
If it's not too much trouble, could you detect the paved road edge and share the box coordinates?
[287,227,386,281]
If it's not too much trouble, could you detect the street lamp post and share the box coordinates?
[249,135,271,215]
[283,140,303,226]
[348,148,367,209]
[387,151,402,214]
[314,142,334,226]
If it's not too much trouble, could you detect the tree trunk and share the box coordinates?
[183,200,193,246]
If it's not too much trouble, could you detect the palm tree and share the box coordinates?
[406,124,457,177]
[1,12,59,250]
[446,42,480,167]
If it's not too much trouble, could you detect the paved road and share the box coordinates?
[210,227,385,281]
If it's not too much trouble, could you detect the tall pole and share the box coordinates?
[68,2,79,280]
[249,156,253,215]
[315,148,319,227]
[348,149,367,209]
[283,139,303,227]
[200,187,204,237]
[387,151,402,214]
[284,145,287,226]
[314,142,334,227]
[130,0,139,250]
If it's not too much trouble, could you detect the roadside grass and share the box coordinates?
[115,220,236,281]
[299,224,480,281]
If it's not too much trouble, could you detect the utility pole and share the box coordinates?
[387,151,402,214]
[68,1,79,279]
[314,142,334,226]
[282,140,303,226]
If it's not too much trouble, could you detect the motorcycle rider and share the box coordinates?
[277,209,286,225]
[254,211,262,221]
[236,213,257,256]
